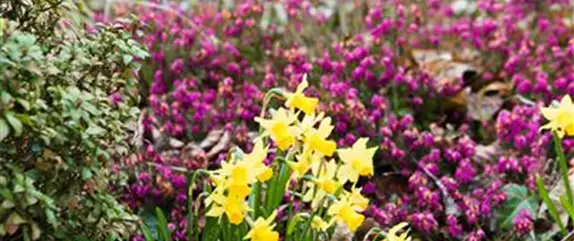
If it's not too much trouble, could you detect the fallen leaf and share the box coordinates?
[206,131,231,159]
[200,129,225,149]
[466,81,513,121]
[411,49,453,64]
[330,222,353,241]
[169,138,184,148]
[473,141,501,162]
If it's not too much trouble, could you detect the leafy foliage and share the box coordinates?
[0,0,148,240]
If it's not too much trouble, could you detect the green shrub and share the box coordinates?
[0,1,148,240]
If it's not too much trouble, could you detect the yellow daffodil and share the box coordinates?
[304,117,337,157]
[541,95,574,138]
[211,159,253,199]
[255,108,300,151]
[257,167,273,183]
[311,216,331,232]
[385,222,412,241]
[244,210,279,241]
[244,140,273,182]
[347,187,369,210]
[303,160,342,209]
[337,138,377,184]
[288,146,314,179]
[327,196,365,232]
[284,75,319,115]
[206,191,251,225]
[299,112,325,135]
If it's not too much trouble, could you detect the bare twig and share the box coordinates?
[561,230,574,241]
[411,156,460,215]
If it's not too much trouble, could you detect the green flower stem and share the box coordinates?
[553,131,573,206]
[249,181,261,219]
[187,169,209,241]
[537,175,567,235]
[285,198,295,241]
[299,198,325,241]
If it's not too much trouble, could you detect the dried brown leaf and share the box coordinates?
[411,49,453,65]
[467,81,512,121]
[473,141,501,162]
[330,222,353,241]
[206,131,231,159]
[200,129,225,149]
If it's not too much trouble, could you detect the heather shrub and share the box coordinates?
[0,1,148,239]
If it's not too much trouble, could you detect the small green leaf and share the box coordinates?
[0,118,10,141]
[123,55,134,65]
[81,168,93,180]
[498,184,538,229]
[4,112,22,136]
[16,98,30,111]
[1,91,12,105]
[86,124,105,136]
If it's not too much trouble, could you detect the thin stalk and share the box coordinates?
[299,201,324,241]
[537,175,567,235]
[554,131,573,206]
[249,182,261,218]
[285,199,294,241]
[187,169,209,241]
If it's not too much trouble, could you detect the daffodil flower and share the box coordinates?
[303,117,337,157]
[288,146,315,179]
[384,222,412,241]
[303,160,342,209]
[284,75,319,115]
[212,160,254,199]
[298,112,325,134]
[244,140,273,182]
[337,138,377,184]
[327,196,365,232]
[206,191,251,225]
[244,210,279,241]
[255,108,300,151]
[541,95,574,138]
[346,187,369,210]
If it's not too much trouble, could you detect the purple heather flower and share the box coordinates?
[467,229,485,241]
[447,215,463,238]
[412,212,438,234]
[513,209,533,234]
[455,160,476,184]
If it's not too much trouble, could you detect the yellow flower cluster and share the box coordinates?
[205,140,271,224]
[205,75,379,240]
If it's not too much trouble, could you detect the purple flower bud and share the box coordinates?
[514,209,533,234]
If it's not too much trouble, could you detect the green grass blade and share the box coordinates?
[537,176,567,235]
[559,195,574,222]
[155,207,171,241]
[140,222,155,241]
